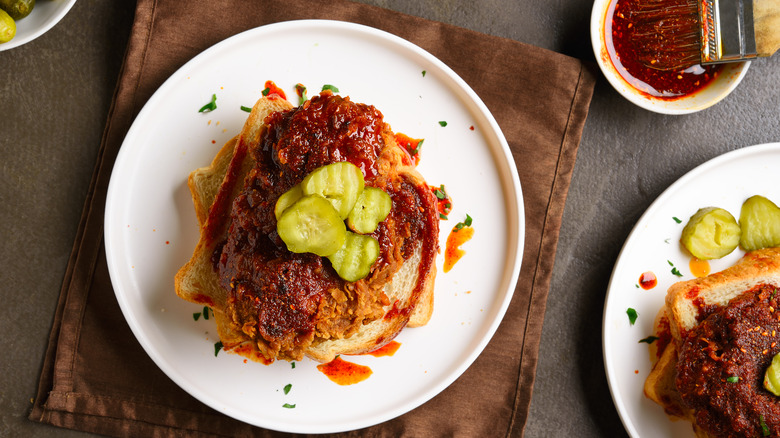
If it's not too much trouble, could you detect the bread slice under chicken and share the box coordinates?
[643,306,695,423]
[174,94,437,363]
[644,247,780,437]
[665,247,780,345]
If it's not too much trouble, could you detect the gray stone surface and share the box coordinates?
[2,0,779,437]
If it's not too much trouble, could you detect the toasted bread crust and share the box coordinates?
[175,94,437,363]
[666,247,780,344]
[188,136,238,227]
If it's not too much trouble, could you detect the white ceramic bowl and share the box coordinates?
[0,0,76,51]
[590,0,750,114]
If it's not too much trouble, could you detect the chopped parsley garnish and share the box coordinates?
[434,185,448,200]
[638,336,658,344]
[214,341,223,357]
[431,184,453,220]
[283,384,292,395]
[727,376,740,383]
[422,70,426,77]
[321,84,339,93]
[412,138,424,155]
[283,403,296,409]
[193,312,201,321]
[438,121,448,127]
[291,362,296,369]
[673,216,682,224]
[295,83,308,104]
[454,214,473,232]
[668,260,683,277]
[202,306,210,320]
[198,94,217,113]
[240,105,252,112]
[761,415,770,436]
[626,308,638,325]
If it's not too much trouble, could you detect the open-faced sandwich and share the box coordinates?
[645,247,780,437]
[174,89,439,364]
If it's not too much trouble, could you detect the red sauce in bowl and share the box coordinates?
[605,0,723,98]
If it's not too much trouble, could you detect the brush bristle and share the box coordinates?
[629,0,704,70]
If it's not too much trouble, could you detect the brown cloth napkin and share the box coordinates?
[30,0,596,436]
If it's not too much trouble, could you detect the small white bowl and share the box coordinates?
[0,0,76,51]
[590,0,750,114]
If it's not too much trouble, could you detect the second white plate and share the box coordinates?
[0,0,76,51]
[604,143,780,437]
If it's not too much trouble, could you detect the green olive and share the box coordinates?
[276,195,346,257]
[740,195,780,251]
[301,162,364,219]
[327,231,380,282]
[680,207,741,260]
[346,187,392,234]
[0,9,15,43]
[765,353,780,396]
[0,0,34,20]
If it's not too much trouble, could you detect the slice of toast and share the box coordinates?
[643,306,693,421]
[644,247,780,438]
[175,94,437,363]
[665,247,780,345]
[175,96,295,363]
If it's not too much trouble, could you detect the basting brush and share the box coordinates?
[631,0,780,71]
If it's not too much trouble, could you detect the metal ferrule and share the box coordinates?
[700,0,758,63]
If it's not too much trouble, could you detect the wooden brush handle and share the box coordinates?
[755,0,780,56]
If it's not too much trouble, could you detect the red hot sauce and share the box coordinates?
[638,271,657,290]
[262,80,286,100]
[605,0,723,98]
[444,224,474,273]
[317,356,373,385]
[395,133,423,166]
[367,340,401,357]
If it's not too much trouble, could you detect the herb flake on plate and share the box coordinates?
[626,308,638,325]
[198,94,217,113]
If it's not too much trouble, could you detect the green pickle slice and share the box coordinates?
[302,162,364,219]
[347,187,392,234]
[0,0,35,20]
[327,232,380,282]
[276,195,346,256]
[680,207,741,260]
[765,353,780,396]
[274,184,303,220]
[739,195,780,251]
[0,9,15,44]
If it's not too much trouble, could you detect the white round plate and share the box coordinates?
[105,20,523,433]
[603,143,780,437]
[0,0,76,51]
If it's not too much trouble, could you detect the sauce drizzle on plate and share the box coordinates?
[317,356,373,385]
